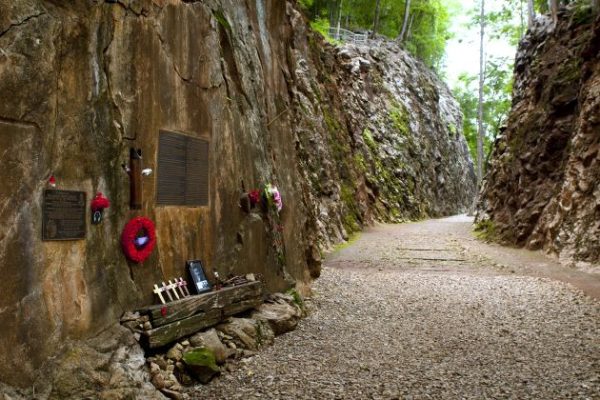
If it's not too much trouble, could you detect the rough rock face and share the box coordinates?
[477,7,600,265]
[0,0,474,390]
[0,325,165,400]
[289,22,476,249]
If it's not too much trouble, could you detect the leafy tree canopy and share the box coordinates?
[300,0,452,73]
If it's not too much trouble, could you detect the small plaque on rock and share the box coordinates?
[42,189,86,240]
[186,260,212,294]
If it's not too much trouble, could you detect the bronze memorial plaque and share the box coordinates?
[42,189,86,240]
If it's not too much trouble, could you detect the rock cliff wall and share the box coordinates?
[0,0,475,389]
[477,6,600,265]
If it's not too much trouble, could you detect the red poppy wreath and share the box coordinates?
[121,216,156,263]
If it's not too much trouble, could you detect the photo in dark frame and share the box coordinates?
[186,260,212,294]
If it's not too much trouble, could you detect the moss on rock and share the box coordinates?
[474,219,497,241]
[182,347,220,384]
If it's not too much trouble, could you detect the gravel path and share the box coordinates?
[193,216,600,399]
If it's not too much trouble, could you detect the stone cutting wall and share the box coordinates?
[0,0,475,388]
[477,7,600,266]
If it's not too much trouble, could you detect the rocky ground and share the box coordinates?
[191,216,600,399]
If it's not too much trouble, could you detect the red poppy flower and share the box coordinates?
[91,192,110,211]
[248,189,261,206]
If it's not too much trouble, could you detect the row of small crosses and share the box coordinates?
[153,278,190,304]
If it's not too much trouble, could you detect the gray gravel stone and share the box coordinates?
[190,218,600,399]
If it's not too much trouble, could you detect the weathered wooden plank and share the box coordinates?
[142,282,263,327]
[222,298,263,317]
[144,309,222,349]
[143,297,263,348]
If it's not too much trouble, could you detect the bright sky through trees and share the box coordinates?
[444,0,519,86]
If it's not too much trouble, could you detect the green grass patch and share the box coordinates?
[474,219,497,241]
[331,232,361,253]
[286,288,305,309]
[309,18,342,45]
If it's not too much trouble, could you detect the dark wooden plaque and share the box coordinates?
[157,130,209,206]
[42,190,86,240]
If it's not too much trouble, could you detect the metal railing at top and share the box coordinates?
[328,27,369,45]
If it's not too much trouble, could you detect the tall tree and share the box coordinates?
[549,0,558,25]
[519,0,525,39]
[336,0,344,38]
[328,0,341,29]
[593,0,599,14]
[399,0,412,42]
[477,0,486,185]
[372,0,382,37]
[527,0,535,26]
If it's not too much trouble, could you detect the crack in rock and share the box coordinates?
[0,12,46,39]
[0,115,41,132]
[154,25,223,90]
[105,0,147,17]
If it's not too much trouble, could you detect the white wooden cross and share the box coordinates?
[178,277,190,297]
[174,277,185,298]
[161,281,173,302]
[167,280,180,300]
[153,284,166,304]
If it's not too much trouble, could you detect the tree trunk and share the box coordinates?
[477,0,486,186]
[372,0,382,38]
[527,0,535,26]
[550,0,558,25]
[519,0,525,39]
[593,0,599,14]
[336,0,344,39]
[399,0,412,42]
[406,13,415,41]
[328,0,339,29]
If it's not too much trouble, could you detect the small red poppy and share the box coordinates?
[91,192,110,211]
[248,189,261,206]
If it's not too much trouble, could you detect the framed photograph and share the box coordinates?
[186,260,212,294]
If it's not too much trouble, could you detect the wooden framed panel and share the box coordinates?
[157,130,209,206]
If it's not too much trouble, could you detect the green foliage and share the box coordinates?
[286,288,305,308]
[453,1,518,173]
[571,1,595,25]
[310,18,342,44]
[453,74,479,160]
[468,0,527,46]
[310,17,330,38]
[303,0,452,73]
[299,0,315,10]
[533,0,597,20]
[452,54,513,168]
[401,0,452,72]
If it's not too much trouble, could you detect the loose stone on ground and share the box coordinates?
[192,217,600,399]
